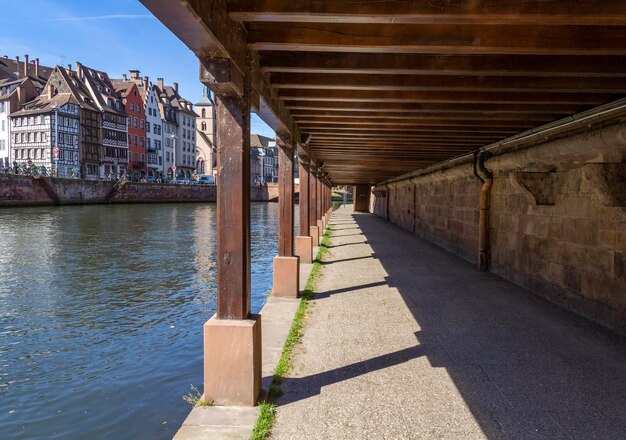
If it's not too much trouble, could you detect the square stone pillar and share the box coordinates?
[295,235,313,263]
[204,315,261,406]
[310,225,320,246]
[273,256,300,297]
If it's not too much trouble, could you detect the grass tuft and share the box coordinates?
[250,402,276,440]
[249,225,333,440]
[182,385,214,407]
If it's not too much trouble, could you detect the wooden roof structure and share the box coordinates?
[141,0,626,185]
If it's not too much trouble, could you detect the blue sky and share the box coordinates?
[0,0,274,137]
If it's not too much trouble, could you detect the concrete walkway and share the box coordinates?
[271,205,626,440]
[174,261,314,439]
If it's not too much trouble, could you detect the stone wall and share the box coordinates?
[0,174,53,206]
[1,176,290,207]
[114,182,216,203]
[383,166,481,264]
[371,122,626,335]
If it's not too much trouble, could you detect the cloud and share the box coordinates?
[0,14,155,23]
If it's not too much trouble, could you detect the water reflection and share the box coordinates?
[0,203,282,439]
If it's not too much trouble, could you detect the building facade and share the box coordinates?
[113,79,146,179]
[76,62,128,178]
[10,86,81,177]
[194,87,216,177]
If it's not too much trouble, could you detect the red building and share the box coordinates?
[113,78,146,179]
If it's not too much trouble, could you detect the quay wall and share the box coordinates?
[0,175,284,206]
[372,122,626,335]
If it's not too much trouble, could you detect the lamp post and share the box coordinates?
[51,102,58,177]
[170,133,177,182]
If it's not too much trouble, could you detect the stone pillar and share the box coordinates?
[295,158,313,263]
[203,66,261,407]
[309,164,319,246]
[273,139,299,297]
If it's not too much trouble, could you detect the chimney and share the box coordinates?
[130,70,140,80]
[173,82,179,93]
[75,61,82,77]
[122,73,127,81]
[143,76,149,89]
[47,83,53,99]
[15,56,20,78]
[23,54,29,77]
[35,58,39,77]
[67,64,72,72]
[157,77,164,90]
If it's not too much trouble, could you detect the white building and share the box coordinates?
[11,89,81,177]
[194,87,216,177]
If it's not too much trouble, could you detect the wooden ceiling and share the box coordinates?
[142,0,626,185]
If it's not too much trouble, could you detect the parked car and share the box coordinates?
[198,175,216,185]
[177,177,191,185]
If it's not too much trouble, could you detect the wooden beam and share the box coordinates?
[297,118,540,128]
[141,0,301,146]
[230,0,626,26]
[260,52,626,78]
[295,113,559,123]
[270,73,626,93]
[284,101,584,114]
[278,89,611,105]
[248,23,626,56]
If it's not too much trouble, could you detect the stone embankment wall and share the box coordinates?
[0,176,286,206]
[372,122,626,335]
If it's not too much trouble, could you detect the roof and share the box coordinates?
[77,63,127,116]
[143,0,626,185]
[250,134,275,148]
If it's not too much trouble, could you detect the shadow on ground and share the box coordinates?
[275,208,626,440]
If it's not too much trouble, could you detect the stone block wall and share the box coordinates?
[381,166,481,264]
[371,122,626,335]
[490,164,626,333]
[0,174,58,206]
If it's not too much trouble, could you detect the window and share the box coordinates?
[134,135,138,145]
[146,122,150,133]
[1,120,4,131]
[137,104,141,113]
[130,103,135,112]
[140,137,144,147]
[140,120,144,129]
[201,121,206,131]
[202,108,206,118]
[133,117,138,128]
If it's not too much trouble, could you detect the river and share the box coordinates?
[0,202,288,439]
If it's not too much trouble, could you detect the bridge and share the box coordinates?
[138,1,626,437]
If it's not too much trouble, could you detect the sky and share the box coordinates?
[0,0,275,137]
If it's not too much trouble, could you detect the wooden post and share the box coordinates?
[277,143,294,257]
[273,139,299,297]
[295,158,313,263]
[316,174,323,237]
[203,57,261,407]
[215,93,251,320]
[299,159,310,236]
[309,164,319,245]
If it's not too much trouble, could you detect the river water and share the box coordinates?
[0,203,288,439]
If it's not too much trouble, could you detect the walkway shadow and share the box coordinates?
[312,280,388,300]
[278,208,626,440]
[276,337,425,406]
